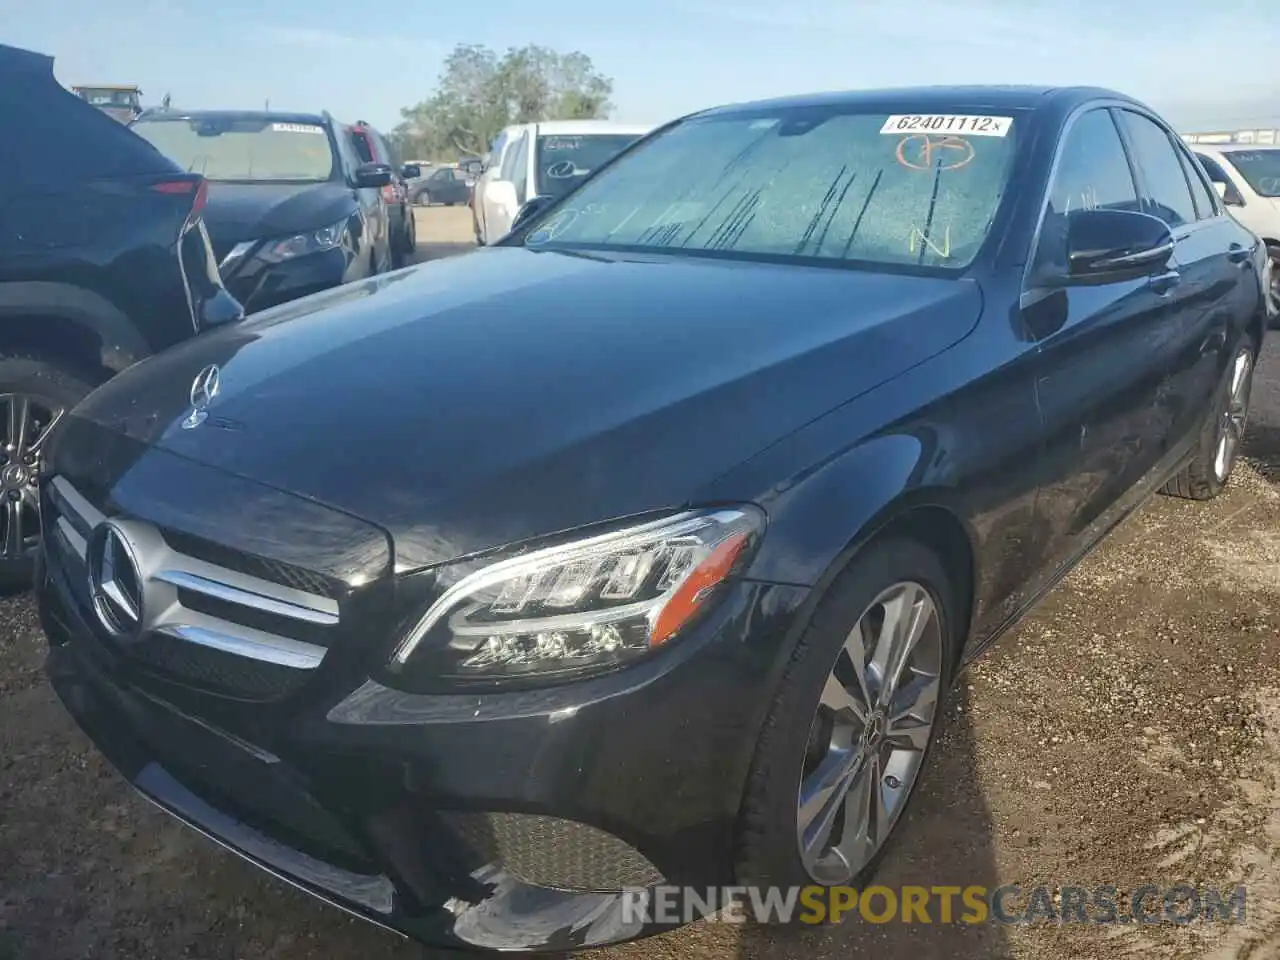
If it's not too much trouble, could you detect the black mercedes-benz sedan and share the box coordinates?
[39,86,1267,951]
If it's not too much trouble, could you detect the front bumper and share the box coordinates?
[40,538,807,951]
[222,246,353,315]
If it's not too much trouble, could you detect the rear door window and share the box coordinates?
[1116,110,1197,228]
[1175,145,1218,219]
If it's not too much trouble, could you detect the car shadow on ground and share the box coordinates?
[733,689,1009,960]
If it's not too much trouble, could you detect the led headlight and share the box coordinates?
[258,217,349,263]
[388,507,764,687]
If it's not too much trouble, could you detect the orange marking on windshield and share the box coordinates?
[895,135,975,172]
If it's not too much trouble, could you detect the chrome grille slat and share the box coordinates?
[54,515,87,559]
[154,568,338,625]
[159,623,324,670]
[51,476,104,531]
[49,475,334,675]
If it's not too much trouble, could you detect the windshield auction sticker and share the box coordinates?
[271,123,326,135]
[881,115,1013,137]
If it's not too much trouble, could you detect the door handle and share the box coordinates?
[1228,243,1251,264]
[1148,269,1181,295]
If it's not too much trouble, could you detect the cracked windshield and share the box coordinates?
[525,111,1017,267]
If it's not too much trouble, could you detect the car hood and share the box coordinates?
[68,247,982,572]
[201,181,355,248]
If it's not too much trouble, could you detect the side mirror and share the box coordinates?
[401,163,421,179]
[1066,208,1174,283]
[355,162,393,188]
[512,194,556,232]
[1214,180,1228,200]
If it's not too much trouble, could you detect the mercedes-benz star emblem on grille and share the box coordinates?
[182,363,221,430]
[87,522,144,638]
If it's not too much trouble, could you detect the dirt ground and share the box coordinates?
[4,213,1280,959]
[406,205,478,264]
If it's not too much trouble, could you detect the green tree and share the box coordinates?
[389,43,614,162]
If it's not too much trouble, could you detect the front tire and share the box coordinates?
[736,538,955,889]
[403,206,417,254]
[0,355,96,592]
[1161,335,1257,501]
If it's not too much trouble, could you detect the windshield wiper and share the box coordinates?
[795,167,862,257]
[840,168,884,259]
[917,161,944,265]
[707,188,762,251]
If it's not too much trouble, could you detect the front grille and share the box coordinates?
[442,811,665,893]
[161,528,336,599]
[46,475,340,699]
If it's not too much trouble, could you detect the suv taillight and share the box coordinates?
[150,175,207,216]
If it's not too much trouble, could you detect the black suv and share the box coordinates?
[0,44,241,590]
[130,110,398,313]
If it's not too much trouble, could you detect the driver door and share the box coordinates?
[1026,107,1191,573]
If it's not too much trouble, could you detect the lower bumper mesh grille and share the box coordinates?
[442,811,664,892]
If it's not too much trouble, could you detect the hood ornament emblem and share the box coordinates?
[182,364,221,430]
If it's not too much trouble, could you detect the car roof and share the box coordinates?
[135,109,331,127]
[1193,143,1280,154]
[0,43,54,76]
[532,120,656,136]
[694,84,1137,118]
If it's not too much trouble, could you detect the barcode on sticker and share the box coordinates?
[272,123,325,135]
[881,115,1013,137]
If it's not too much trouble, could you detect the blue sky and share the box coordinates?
[7,0,1279,135]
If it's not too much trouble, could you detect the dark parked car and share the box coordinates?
[130,110,397,313]
[348,121,420,267]
[410,165,470,206]
[40,86,1266,951]
[0,44,241,591]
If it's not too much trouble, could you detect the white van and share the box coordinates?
[473,120,654,245]
[1191,144,1280,310]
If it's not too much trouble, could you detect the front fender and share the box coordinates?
[727,429,971,589]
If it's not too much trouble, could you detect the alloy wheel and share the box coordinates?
[1213,348,1253,483]
[0,393,65,562]
[796,580,943,885]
